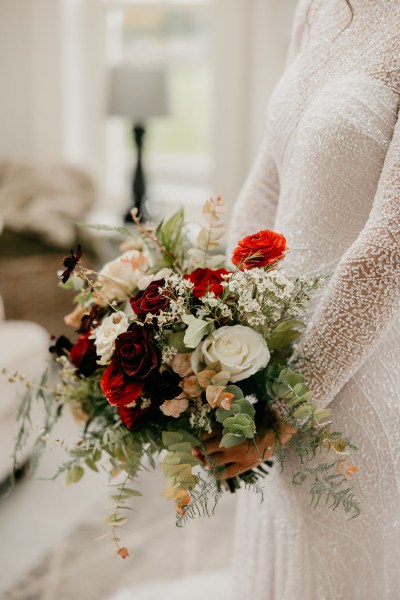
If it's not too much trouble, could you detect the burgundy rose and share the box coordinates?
[130,279,169,318]
[100,361,143,407]
[117,404,149,430]
[114,325,160,379]
[70,333,98,377]
[184,268,230,299]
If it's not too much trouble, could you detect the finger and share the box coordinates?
[200,430,221,441]
[220,461,259,480]
[191,447,206,465]
[204,451,225,468]
[202,438,224,455]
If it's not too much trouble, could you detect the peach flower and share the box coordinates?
[182,375,203,399]
[159,395,189,418]
[64,304,88,328]
[171,353,193,378]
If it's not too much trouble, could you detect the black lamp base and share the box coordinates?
[124,123,147,223]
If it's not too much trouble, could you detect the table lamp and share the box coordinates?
[108,65,169,222]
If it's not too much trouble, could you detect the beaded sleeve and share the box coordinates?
[293,111,400,407]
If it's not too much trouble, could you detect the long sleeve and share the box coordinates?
[293,110,400,408]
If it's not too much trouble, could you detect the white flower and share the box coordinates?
[97,251,147,302]
[193,325,270,383]
[137,268,173,291]
[93,311,129,365]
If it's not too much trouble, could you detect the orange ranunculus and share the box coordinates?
[232,230,287,270]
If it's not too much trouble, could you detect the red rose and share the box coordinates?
[114,325,160,378]
[185,268,230,299]
[232,230,287,270]
[117,404,149,430]
[100,361,143,406]
[130,279,169,318]
[70,333,98,377]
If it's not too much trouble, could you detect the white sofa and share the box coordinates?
[0,294,50,482]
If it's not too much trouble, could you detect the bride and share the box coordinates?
[202,1,400,598]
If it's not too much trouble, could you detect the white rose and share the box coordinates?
[98,251,146,302]
[194,325,270,383]
[93,311,129,365]
[137,268,173,291]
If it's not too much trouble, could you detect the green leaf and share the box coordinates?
[293,406,314,419]
[314,408,332,421]
[66,465,84,485]
[166,331,192,353]
[162,431,184,447]
[215,402,241,423]
[224,385,245,402]
[158,208,184,256]
[116,488,142,498]
[85,458,99,472]
[234,397,256,418]
[220,433,245,448]
[104,514,128,526]
[182,315,212,349]
[267,320,304,351]
[72,221,134,238]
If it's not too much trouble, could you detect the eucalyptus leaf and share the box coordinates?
[220,433,245,448]
[66,465,84,485]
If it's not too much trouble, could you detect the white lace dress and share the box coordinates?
[228,1,400,599]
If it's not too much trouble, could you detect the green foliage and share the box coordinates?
[72,221,135,238]
[267,319,304,351]
[157,208,185,269]
[66,465,85,485]
[265,363,360,517]
[215,391,256,448]
[160,430,202,505]
[293,463,361,518]
[182,314,213,348]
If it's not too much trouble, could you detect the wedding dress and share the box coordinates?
[228,1,400,598]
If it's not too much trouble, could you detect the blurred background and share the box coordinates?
[0,1,296,598]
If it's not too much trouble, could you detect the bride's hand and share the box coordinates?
[195,424,296,480]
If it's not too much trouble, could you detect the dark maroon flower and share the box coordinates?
[130,279,169,318]
[145,369,182,403]
[184,268,230,299]
[114,325,160,379]
[70,332,98,377]
[49,335,73,357]
[100,361,143,407]
[60,244,83,284]
[77,306,107,334]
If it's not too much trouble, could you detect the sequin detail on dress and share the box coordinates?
[228,1,400,598]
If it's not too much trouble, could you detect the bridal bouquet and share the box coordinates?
[9,198,359,558]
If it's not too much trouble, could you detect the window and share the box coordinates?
[104,0,213,218]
